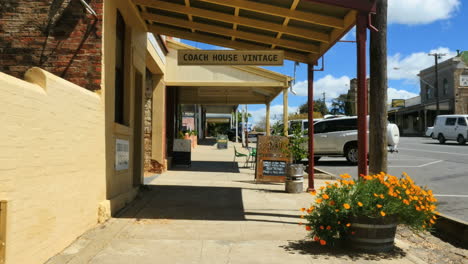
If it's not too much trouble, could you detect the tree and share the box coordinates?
[298,100,329,116]
[369,0,388,174]
[253,115,267,132]
[330,94,348,115]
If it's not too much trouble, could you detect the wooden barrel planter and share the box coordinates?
[347,215,398,252]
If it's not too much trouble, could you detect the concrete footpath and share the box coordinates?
[46,140,426,264]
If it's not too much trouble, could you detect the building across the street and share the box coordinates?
[389,51,468,135]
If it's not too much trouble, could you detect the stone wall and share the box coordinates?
[0,0,103,91]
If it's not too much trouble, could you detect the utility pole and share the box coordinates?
[428,53,446,116]
[369,0,388,174]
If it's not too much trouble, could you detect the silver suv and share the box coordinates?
[301,117,400,164]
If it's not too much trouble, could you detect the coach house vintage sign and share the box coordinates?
[178,50,284,66]
[255,135,290,183]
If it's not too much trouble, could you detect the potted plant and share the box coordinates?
[284,124,308,193]
[300,172,438,252]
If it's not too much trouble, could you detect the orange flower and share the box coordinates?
[320,240,327,246]
[316,198,323,204]
[343,203,350,210]
[346,223,351,227]
[319,186,325,190]
[380,211,386,216]
[322,194,330,200]
[376,204,382,208]
[305,225,312,231]
[379,194,385,199]
[357,202,363,207]
[329,201,335,206]
[320,225,324,230]
[314,236,320,241]
[373,193,379,197]
[300,208,306,212]
[310,190,317,196]
[335,209,340,212]
[430,219,435,224]
[403,199,410,205]
[326,225,331,230]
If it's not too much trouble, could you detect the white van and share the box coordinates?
[432,115,468,144]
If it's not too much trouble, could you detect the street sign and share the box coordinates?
[178,50,284,66]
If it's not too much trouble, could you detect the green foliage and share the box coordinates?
[286,124,308,163]
[301,173,438,246]
[271,120,284,136]
[298,100,329,116]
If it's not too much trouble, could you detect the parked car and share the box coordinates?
[431,115,468,144]
[300,116,400,164]
[425,126,434,137]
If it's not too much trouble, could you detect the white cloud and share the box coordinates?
[249,105,298,126]
[292,75,350,100]
[388,0,460,25]
[388,47,457,81]
[387,87,418,103]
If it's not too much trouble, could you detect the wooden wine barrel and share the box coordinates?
[347,215,398,252]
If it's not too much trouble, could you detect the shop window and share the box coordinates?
[425,85,431,100]
[443,78,448,96]
[114,11,129,125]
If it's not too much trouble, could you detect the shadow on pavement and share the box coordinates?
[281,240,407,261]
[121,185,246,221]
[197,138,217,146]
[315,160,355,167]
[171,161,241,173]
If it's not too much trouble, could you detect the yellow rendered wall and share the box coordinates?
[151,77,167,167]
[0,68,106,264]
[102,0,147,209]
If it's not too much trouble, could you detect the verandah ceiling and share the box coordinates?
[133,0,367,64]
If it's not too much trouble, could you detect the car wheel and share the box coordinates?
[345,144,358,165]
[457,135,466,145]
[438,134,446,144]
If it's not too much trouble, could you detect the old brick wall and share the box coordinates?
[0,0,103,91]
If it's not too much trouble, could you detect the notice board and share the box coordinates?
[255,136,290,183]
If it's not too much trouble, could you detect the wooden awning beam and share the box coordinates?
[143,13,320,54]
[198,0,344,29]
[148,24,311,63]
[134,0,330,43]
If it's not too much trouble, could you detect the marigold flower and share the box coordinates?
[316,198,323,204]
[305,225,312,231]
[300,208,306,212]
[376,204,382,208]
[319,186,325,190]
[320,240,327,246]
[373,193,379,197]
[329,201,335,206]
[335,209,340,212]
[314,236,320,241]
[349,180,355,185]
[380,211,386,216]
[403,199,410,205]
[430,219,435,224]
[343,203,350,209]
[322,194,329,200]
[310,190,317,196]
[346,223,351,227]
[320,225,324,230]
[326,225,331,230]
[357,202,363,207]
[380,194,385,199]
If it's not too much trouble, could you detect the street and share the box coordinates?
[316,136,468,222]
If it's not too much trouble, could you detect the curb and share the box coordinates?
[433,213,468,249]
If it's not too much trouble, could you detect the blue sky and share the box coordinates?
[181,0,467,125]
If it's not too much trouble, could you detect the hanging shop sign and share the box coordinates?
[178,50,284,66]
[255,135,290,183]
[391,99,405,108]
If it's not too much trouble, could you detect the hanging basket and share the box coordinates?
[346,215,398,253]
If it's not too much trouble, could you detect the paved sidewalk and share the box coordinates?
[47,140,425,264]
